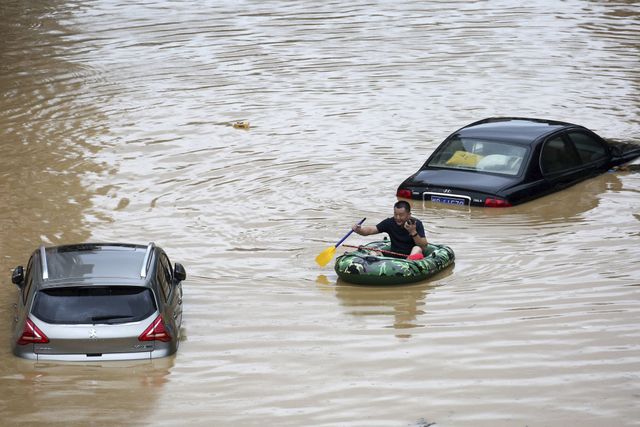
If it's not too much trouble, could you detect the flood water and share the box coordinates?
[1,1,639,426]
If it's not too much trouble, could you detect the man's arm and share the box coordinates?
[411,233,428,249]
[353,224,379,236]
[405,220,428,249]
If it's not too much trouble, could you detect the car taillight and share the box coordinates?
[17,318,49,345]
[138,316,172,342]
[484,197,512,208]
[396,188,412,199]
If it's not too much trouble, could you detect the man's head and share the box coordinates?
[393,200,411,225]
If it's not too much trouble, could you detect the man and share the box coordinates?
[352,201,427,260]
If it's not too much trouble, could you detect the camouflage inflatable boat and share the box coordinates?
[335,240,455,285]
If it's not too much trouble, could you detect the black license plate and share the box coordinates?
[431,195,466,205]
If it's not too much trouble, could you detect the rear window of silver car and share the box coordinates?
[31,286,156,324]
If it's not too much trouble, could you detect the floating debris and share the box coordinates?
[232,120,250,129]
[413,418,437,427]
[612,163,640,172]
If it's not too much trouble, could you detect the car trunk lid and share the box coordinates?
[31,318,156,357]
[409,168,519,194]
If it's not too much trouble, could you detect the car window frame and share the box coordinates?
[565,130,609,165]
[22,255,35,306]
[539,133,583,176]
[157,252,173,302]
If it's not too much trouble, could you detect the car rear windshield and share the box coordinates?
[428,137,528,176]
[31,286,156,325]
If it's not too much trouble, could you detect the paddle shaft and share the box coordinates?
[334,217,366,248]
[342,244,409,258]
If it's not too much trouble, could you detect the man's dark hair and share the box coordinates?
[394,200,411,212]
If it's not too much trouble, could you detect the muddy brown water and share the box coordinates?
[1,1,639,426]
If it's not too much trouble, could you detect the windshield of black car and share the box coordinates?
[31,286,157,324]
[427,137,528,176]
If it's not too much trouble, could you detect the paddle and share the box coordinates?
[342,244,409,258]
[315,217,366,267]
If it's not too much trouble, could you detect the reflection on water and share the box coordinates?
[324,263,456,339]
[1,0,640,426]
[413,170,624,225]
[335,281,430,339]
[1,357,173,425]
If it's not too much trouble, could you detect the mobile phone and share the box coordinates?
[406,218,415,225]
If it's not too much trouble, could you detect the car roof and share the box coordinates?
[37,243,154,287]
[455,117,580,146]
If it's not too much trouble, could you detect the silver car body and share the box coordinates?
[10,243,185,361]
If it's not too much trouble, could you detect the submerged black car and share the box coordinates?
[396,117,640,207]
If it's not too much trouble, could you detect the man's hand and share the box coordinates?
[404,218,417,235]
[352,223,362,234]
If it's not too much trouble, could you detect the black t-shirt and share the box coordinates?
[376,217,425,255]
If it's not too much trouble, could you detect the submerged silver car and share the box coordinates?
[9,243,186,361]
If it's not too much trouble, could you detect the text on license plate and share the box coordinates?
[431,195,466,205]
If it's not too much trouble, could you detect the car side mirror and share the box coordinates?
[174,263,186,282]
[11,266,24,287]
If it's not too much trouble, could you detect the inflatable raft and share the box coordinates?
[334,240,455,285]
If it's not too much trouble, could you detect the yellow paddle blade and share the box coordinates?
[315,246,336,267]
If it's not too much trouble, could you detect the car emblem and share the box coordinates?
[443,189,452,193]
[89,328,98,339]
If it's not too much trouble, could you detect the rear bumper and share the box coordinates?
[14,347,176,361]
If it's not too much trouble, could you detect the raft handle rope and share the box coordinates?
[342,244,439,259]
[342,244,409,258]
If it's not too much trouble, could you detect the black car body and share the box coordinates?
[396,117,640,207]
[9,242,186,361]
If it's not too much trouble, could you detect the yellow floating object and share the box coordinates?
[446,150,483,167]
[232,120,250,129]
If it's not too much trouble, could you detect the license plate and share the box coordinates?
[431,195,466,205]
